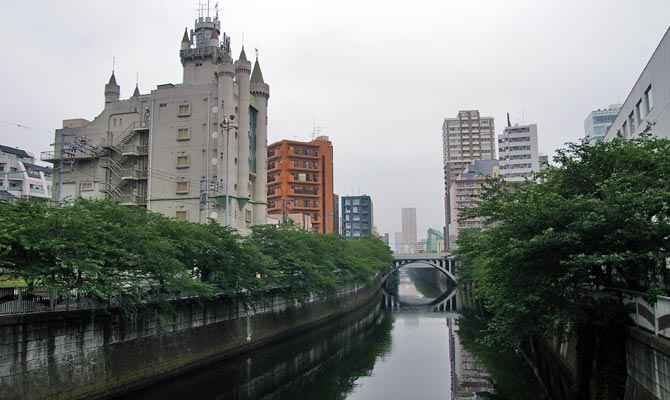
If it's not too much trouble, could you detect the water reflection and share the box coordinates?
[122,266,531,400]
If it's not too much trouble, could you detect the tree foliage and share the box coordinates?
[456,133,670,347]
[0,199,392,310]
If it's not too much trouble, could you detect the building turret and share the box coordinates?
[180,28,190,50]
[235,47,252,207]
[104,71,120,105]
[250,56,270,225]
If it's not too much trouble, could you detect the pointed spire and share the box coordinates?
[251,59,265,84]
[211,29,219,41]
[181,28,189,44]
[239,47,247,62]
[222,51,233,63]
[133,85,140,97]
[108,71,118,86]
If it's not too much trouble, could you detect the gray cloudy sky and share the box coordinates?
[1,0,669,240]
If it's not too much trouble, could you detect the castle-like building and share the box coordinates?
[43,15,269,232]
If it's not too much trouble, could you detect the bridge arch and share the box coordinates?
[382,254,458,285]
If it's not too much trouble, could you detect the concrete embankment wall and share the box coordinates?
[0,284,378,399]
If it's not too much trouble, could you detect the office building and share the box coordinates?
[448,159,499,248]
[401,207,417,253]
[498,123,539,181]
[0,145,53,201]
[341,195,374,238]
[584,105,621,145]
[442,110,495,246]
[41,14,270,233]
[267,137,334,233]
[604,27,670,141]
[394,232,403,254]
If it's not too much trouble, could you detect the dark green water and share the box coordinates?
[122,268,503,399]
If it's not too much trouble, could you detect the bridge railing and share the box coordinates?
[620,289,670,339]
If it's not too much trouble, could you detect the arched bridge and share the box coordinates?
[383,253,458,284]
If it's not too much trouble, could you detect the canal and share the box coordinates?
[120,265,516,399]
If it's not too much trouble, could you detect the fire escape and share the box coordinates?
[100,121,149,206]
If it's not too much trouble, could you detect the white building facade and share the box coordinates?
[43,15,269,233]
[584,105,621,145]
[604,27,670,141]
[0,145,52,201]
[498,123,539,181]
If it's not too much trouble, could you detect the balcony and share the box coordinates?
[120,168,148,180]
[120,144,149,156]
[119,194,147,206]
[5,172,24,180]
[29,187,47,196]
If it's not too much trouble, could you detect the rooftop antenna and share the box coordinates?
[506,112,511,128]
[136,71,139,86]
[215,1,219,19]
[242,32,245,48]
[112,57,115,73]
[255,48,259,60]
[207,0,210,18]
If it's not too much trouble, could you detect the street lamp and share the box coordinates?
[220,115,237,226]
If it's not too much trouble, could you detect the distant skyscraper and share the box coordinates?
[498,123,540,181]
[401,207,417,253]
[341,195,374,238]
[584,104,621,145]
[442,110,495,246]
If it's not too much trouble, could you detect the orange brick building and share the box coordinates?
[267,136,335,233]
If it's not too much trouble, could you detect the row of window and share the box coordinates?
[292,172,319,182]
[292,160,319,169]
[499,136,530,143]
[618,85,653,137]
[499,154,531,160]
[268,199,321,208]
[499,163,532,169]
[292,147,319,156]
[499,145,531,152]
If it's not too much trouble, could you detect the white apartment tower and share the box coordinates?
[498,123,539,181]
[442,110,495,242]
[42,15,270,233]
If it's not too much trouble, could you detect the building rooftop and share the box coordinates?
[0,145,30,158]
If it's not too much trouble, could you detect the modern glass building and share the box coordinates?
[584,104,621,145]
[341,195,373,238]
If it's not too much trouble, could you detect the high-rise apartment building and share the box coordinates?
[394,232,403,254]
[0,145,53,202]
[41,15,269,233]
[401,207,417,254]
[584,105,621,145]
[498,123,540,181]
[267,137,334,233]
[341,195,374,238]
[442,110,495,245]
[448,159,499,248]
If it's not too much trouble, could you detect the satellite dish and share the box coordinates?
[211,157,218,165]
[211,131,219,139]
[210,211,218,219]
[211,106,219,114]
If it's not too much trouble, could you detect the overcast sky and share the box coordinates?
[1,1,669,240]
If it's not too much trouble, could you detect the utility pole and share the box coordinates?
[220,115,237,227]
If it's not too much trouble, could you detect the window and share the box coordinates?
[175,210,188,221]
[623,121,628,136]
[177,127,190,140]
[80,182,94,192]
[176,155,190,168]
[245,209,252,222]
[645,85,654,113]
[628,112,635,133]
[636,100,644,124]
[177,103,191,116]
[303,200,310,207]
[176,181,189,193]
[159,103,167,108]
